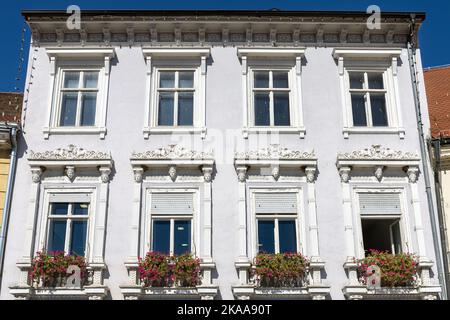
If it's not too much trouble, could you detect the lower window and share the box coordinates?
[254,192,299,254]
[152,219,191,255]
[361,218,402,255]
[47,202,90,256]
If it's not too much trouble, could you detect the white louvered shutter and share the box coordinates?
[359,193,402,216]
[151,193,194,215]
[49,193,91,203]
[254,193,297,215]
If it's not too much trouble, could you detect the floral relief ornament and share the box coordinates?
[337,145,419,161]
[235,144,316,160]
[131,144,214,160]
[29,144,111,160]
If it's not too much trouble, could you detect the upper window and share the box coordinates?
[46,202,90,256]
[45,48,114,139]
[348,71,388,127]
[254,192,299,254]
[143,48,210,138]
[252,71,291,127]
[156,70,195,127]
[59,70,100,127]
[149,192,194,256]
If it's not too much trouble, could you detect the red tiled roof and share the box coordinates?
[0,92,23,123]
[425,66,450,139]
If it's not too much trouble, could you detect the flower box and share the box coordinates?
[357,250,419,288]
[251,253,310,288]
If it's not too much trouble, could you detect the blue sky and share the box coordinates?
[1,0,449,92]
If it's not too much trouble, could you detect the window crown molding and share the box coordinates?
[237,47,305,58]
[336,145,420,169]
[131,144,214,161]
[332,48,402,60]
[142,47,210,58]
[46,48,115,59]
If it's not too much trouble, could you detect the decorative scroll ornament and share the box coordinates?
[374,166,384,182]
[339,167,351,183]
[131,144,214,160]
[202,166,213,183]
[305,167,317,183]
[31,167,43,183]
[65,166,75,181]
[99,167,111,183]
[337,145,419,161]
[29,144,111,160]
[271,166,280,181]
[235,144,316,160]
[169,166,177,182]
[236,166,248,182]
[133,167,144,183]
[406,167,419,183]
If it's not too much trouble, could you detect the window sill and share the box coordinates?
[232,285,330,300]
[143,127,207,139]
[9,285,108,300]
[343,127,405,139]
[43,127,107,139]
[243,127,306,139]
[120,285,219,300]
[343,285,441,300]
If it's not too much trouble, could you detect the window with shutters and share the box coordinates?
[253,192,300,254]
[41,193,93,257]
[357,191,405,256]
[149,192,195,256]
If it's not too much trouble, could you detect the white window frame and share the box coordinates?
[352,187,412,259]
[152,68,199,128]
[237,48,306,138]
[36,188,97,263]
[249,188,305,259]
[44,48,115,140]
[142,48,210,139]
[333,49,404,139]
[249,67,295,128]
[143,188,200,257]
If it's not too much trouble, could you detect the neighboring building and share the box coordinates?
[425,65,450,296]
[0,9,444,300]
[0,93,22,284]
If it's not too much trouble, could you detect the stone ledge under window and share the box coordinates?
[9,285,108,300]
[343,127,405,139]
[343,285,442,300]
[143,127,207,139]
[243,127,306,139]
[120,286,219,300]
[43,126,107,139]
[232,285,331,300]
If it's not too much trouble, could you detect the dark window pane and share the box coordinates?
[257,220,275,254]
[179,72,194,88]
[70,221,87,256]
[48,221,67,253]
[80,93,97,126]
[64,72,80,88]
[254,72,269,88]
[83,72,99,88]
[159,72,175,88]
[349,73,364,89]
[370,94,388,126]
[158,92,174,126]
[279,220,297,253]
[362,219,397,254]
[178,92,194,126]
[254,93,270,126]
[351,94,367,127]
[274,93,290,126]
[51,203,69,215]
[73,203,89,216]
[174,220,191,255]
[273,72,289,88]
[152,221,170,254]
[60,93,78,126]
[368,73,384,89]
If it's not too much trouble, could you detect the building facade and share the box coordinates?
[0,10,444,300]
[425,65,450,295]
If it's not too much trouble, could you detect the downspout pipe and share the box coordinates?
[0,125,19,287]
[407,15,448,299]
